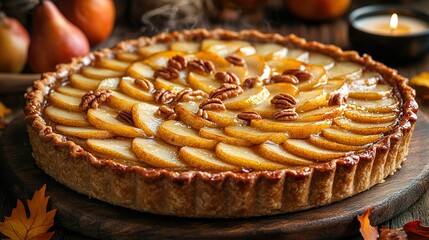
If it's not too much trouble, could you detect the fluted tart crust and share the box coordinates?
[25,29,418,217]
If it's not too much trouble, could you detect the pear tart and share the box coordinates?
[25,29,417,217]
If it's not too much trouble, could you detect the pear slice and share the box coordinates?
[205,109,247,127]
[132,138,184,168]
[137,43,169,57]
[116,52,141,62]
[236,45,257,56]
[333,118,395,135]
[188,72,222,93]
[97,77,120,91]
[170,41,200,53]
[224,125,288,144]
[348,97,399,113]
[87,108,146,138]
[45,105,89,127]
[217,66,249,84]
[132,102,163,136]
[283,139,349,162]
[157,120,218,149]
[192,51,230,68]
[321,79,346,94]
[126,62,155,80]
[285,48,308,62]
[295,89,328,112]
[143,51,183,70]
[246,99,277,119]
[81,66,124,79]
[119,78,153,101]
[179,146,237,171]
[199,127,252,146]
[256,142,313,165]
[297,106,344,122]
[265,82,299,96]
[308,134,364,151]
[106,90,140,112]
[97,58,131,71]
[154,78,186,91]
[322,128,382,146]
[70,74,101,91]
[56,86,86,98]
[296,65,328,91]
[50,91,81,111]
[344,109,397,123]
[255,43,287,59]
[251,119,331,138]
[175,101,217,129]
[87,139,138,161]
[348,84,392,100]
[201,39,250,57]
[55,125,113,139]
[215,142,286,170]
[348,71,381,86]
[307,52,335,69]
[267,59,304,75]
[327,61,362,79]
[242,54,271,80]
[223,86,270,110]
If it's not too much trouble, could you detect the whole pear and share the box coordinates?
[0,12,30,73]
[57,0,115,46]
[28,0,90,73]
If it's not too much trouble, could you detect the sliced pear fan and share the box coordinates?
[179,146,238,171]
[283,139,349,162]
[81,66,124,79]
[87,139,138,161]
[132,138,184,168]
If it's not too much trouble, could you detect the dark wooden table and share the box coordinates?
[2,0,429,239]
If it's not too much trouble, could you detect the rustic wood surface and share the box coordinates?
[1,112,429,240]
[1,0,429,239]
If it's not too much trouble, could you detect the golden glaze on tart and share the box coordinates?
[25,29,418,217]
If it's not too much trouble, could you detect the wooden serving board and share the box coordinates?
[1,112,429,240]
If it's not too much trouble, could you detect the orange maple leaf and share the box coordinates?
[0,184,57,240]
[358,208,379,240]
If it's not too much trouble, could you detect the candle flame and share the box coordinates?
[390,13,398,31]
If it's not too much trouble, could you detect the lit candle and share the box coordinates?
[354,13,428,36]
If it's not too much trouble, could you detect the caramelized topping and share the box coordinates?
[273,108,299,121]
[188,60,215,74]
[209,83,243,100]
[271,93,297,109]
[79,90,112,112]
[215,71,241,85]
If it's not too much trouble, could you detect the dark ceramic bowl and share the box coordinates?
[348,4,429,65]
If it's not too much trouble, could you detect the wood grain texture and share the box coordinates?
[0,112,428,240]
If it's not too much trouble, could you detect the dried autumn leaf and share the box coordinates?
[403,220,429,239]
[0,184,56,240]
[0,101,10,118]
[379,228,407,240]
[358,208,379,240]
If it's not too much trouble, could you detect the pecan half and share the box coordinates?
[237,111,262,121]
[328,93,347,106]
[188,60,215,74]
[79,89,112,112]
[271,93,297,109]
[175,88,207,102]
[167,55,187,70]
[273,108,298,121]
[269,74,299,84]
[283,69,312,81]
[199,98,226,111]
[155,105,177,120]
[154,67,179,80]
[225,54,245,66]
[153,89,176,104]
[196,108,209,119]
[116,111,134,125]
[209,83,243,100]
[134,77,154,91]
[215,71,240,85]
[242,76,262,89]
